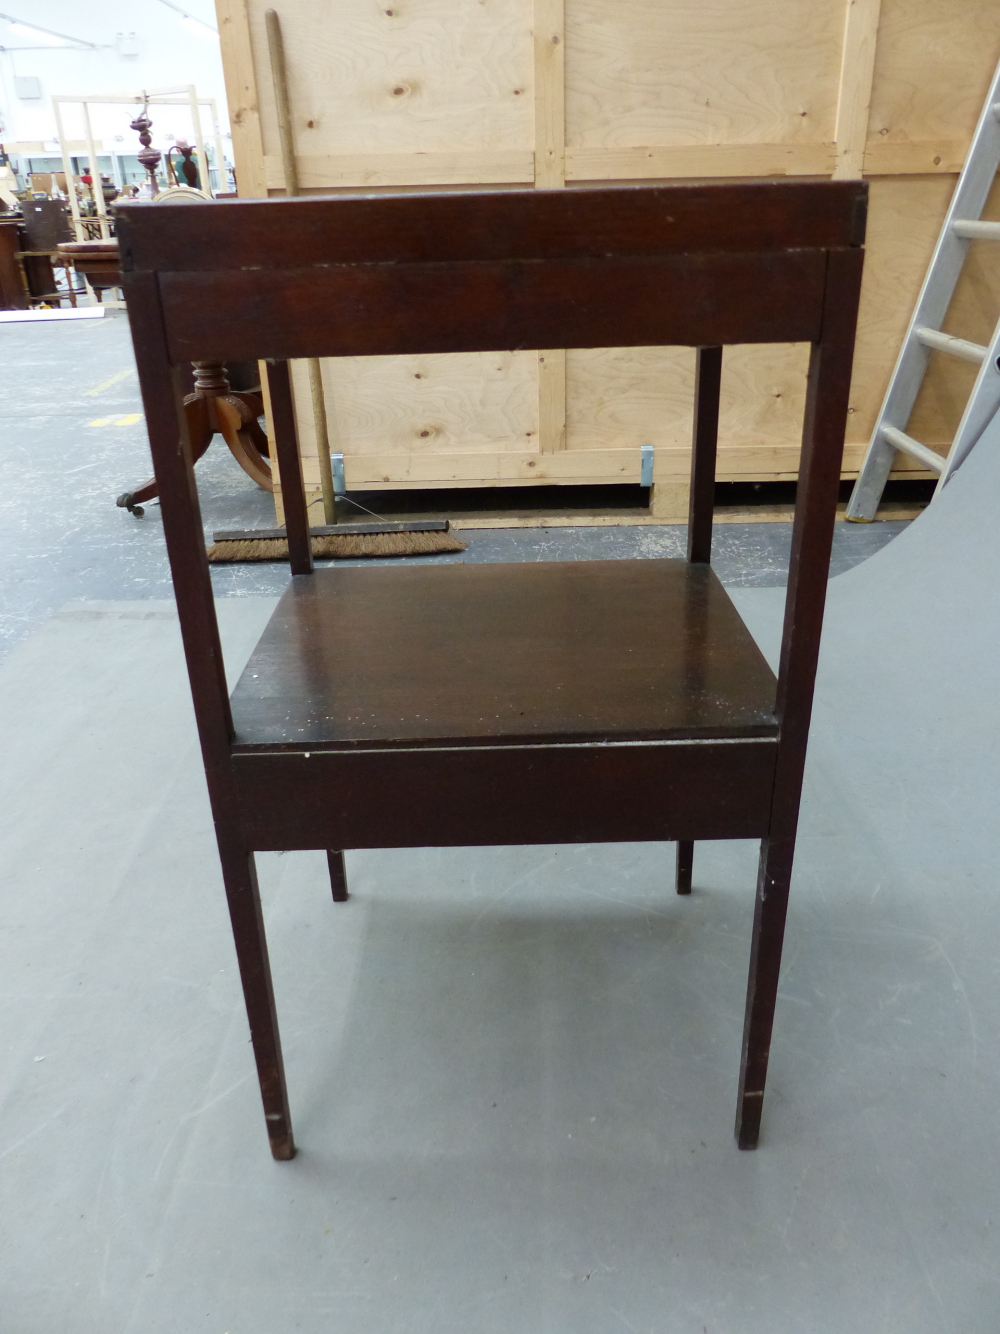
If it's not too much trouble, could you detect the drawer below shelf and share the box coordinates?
[232,736,778,851]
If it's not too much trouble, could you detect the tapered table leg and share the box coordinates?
[735,837,794,1150]
[327,849,349,903]
[221,849,295,1160]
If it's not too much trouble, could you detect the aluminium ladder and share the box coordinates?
[847,57,1000,521]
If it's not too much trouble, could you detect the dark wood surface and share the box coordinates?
[117,181,867,271]
[230,561,778,750]
[157,251,827,363]
[0,220,27,310]
[20,198,72,251]
[675,841,694,895]
[735,245,865,1150]
[688,347,723,564]
[125,273,294,1159]
[326,850,348,902]
[263,359,312,576]
[56,240,121,294]
[233,737,777,852]
[120,179,867,1157]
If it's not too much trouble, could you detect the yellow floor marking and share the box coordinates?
[84,368,134,396]
[88,413,143,427]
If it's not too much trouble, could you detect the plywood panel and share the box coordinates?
[290,352,537,459]
[866,1,1000,148]
[262,150,534,189]
[567,345,811,452]
[567,143,835,180]
[220,0,1000,509]
[534,0,565,188]
[832,0,881,179]
[566,0,842,150]
[285,440,875,494]
[216,0,267,197]
[245,0,533,171]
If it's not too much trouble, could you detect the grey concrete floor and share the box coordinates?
[0,310,909,659]
[5,312,994,1333]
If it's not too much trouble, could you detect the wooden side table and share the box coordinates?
[57,240,273,514]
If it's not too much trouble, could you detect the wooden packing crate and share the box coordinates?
[216,0,1000,520]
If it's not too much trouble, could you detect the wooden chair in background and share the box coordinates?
[117,180,866,1159]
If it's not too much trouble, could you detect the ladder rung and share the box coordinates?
[880,426,946,472]
[952,219,1000,240]
[914,326,988,364]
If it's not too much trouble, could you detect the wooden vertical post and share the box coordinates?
[187,84,214,197]
[124,271,295,1160]
[216,0,275,505]
[327,850,349,903]
[266,6,338,524]
[266,359,314,575]
[675,841,693,895]
[82,102,111,241]
[53,99,84,243]
[208,98,228,193]
[687,346,723,562]
[534,0,567,455]
[736,248,865,1149]
[832,0,882,180]
[674,342,724,890]
[533,0,565,191]
[215,0,269,199]
[537,350,566,452]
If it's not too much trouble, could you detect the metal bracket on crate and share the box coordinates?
[640,443,654,488]
[331,451,346,496]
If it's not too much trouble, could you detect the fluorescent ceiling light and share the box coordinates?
[10,21,65,43]
[0,12,93,46]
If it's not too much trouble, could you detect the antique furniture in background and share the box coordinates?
[17,199,78,306]
[114,358,271,515]
[0,218,27,310]
[62,233,272,515]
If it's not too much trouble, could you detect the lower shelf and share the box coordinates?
[230,558,778,750]
[228,558,779,851]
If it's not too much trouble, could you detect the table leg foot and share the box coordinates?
[675,841,693,895]
[327,850,349,903]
